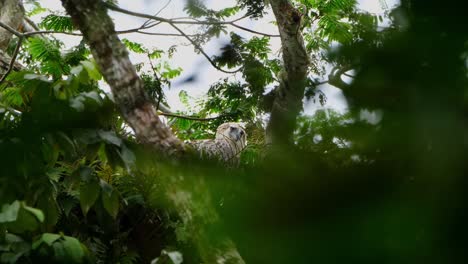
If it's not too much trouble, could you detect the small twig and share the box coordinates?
[142,0,172,27]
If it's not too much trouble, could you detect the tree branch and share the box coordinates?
[0,35,23,84]
[61,0,184,155]
[158,111,224,121]
[265,0,310,145]
[104,3,279,37]
[105,3,243,74]
[0,21,22,38]
[328,65,353,89]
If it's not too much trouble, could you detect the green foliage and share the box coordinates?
[184,0,209,18]
[26,37,69,78]
[2,0,467,263]
[26,1,48,17]
[122,39,147,54]
[214,33,277,99]
[39,14,75,32]
[237,0,267,18]
[32,233,90,263]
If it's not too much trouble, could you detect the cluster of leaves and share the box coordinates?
[237,0,267,18]
[183,0,242,47]
[122,39,182,105]
[0,31,182,262]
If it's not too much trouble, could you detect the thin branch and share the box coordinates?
[230,23,280,37]
[104,3,279,37]
[122,30,193,37]
[158,111,224,121]
[23,30,83,36]
[0,21,23,38]
[0,36,24,84]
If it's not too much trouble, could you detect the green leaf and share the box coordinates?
[149,49,164,59]
[58,236,86,263]
[122,39,147,53]
[37,196,60,229]
[178,90,190,108]
[184,0,208,17]
[101,183,119,219]
[81,60,102,80]
[32,233,88,263]
[32,233,61,249]
[22,204,45,223]
[78,166,94,182]
[1,87,24,107]
[27,2,47,17]
[39,14,74,32]
[2,202,44,233]
[80,181,101,216]
[151,250,183,264]
[55,131,77,158]
[0,201,21,223]
[70,64,83,76]
[98,130,122,146]
[104,144,125,169]
[121,144,136,167]
[1,234,30,263]
[215,6,240,18]
[27,37,61,62]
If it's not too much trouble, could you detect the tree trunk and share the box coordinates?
[60,0,184,156]
[0,0,24,50]
[266,0,309,146]
[0,0,24,74]
[60,0,244,262]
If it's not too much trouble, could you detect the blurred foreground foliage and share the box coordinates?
[1,0,467,263]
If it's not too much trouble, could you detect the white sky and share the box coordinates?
[30,0,399,115]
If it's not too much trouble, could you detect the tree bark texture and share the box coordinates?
[60,1,245,262]
[0,0,24,50]
[0,0,24,74]
[60,0,184,156]
[266,0,310,145]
